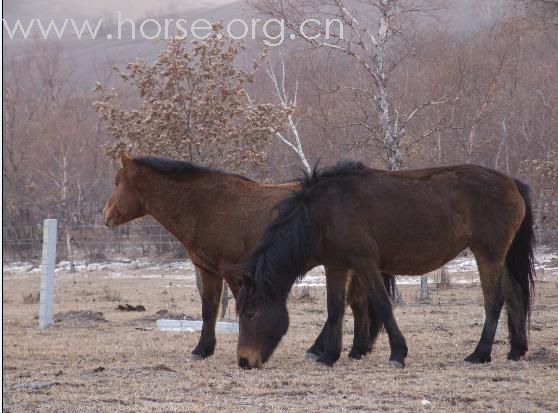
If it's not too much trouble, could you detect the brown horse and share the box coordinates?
[236,161,535,369]
[103,154,387,361]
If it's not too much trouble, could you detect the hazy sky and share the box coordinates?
[4,0,237,19]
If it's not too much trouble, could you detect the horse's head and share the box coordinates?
[103,154,146,227]
[236,276,289,369]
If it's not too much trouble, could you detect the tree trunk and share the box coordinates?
[391,282,404,305]
[65,227,76,273]
[220,283,229,320]
[195,267,202,299]
[439,266,451,289]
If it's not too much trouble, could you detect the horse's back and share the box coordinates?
[368,164,523,223]
[313,164,525,274]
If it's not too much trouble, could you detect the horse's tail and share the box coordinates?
[505,179,536,325]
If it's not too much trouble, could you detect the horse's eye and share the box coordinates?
[245,311,257,321]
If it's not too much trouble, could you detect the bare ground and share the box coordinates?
[3,267,558,412]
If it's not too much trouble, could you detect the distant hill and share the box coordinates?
[3,0,542,87]
[3,0,235,20]
[3,0,255,84]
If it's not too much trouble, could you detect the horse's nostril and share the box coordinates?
[238,357,252,370]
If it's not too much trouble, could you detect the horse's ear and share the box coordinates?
[121,153,134,170]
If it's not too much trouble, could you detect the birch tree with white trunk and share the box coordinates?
[246,57,311,173]
[256,0,455,171]
[257,0,456,303]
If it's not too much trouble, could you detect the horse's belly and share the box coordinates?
[380,254,459,275]
[378,233,467,275]
[375,201,470,275]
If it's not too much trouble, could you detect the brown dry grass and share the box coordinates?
[3,268,558,412]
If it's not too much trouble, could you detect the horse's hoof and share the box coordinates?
[389,360,405,369]
[348,349,364,360]
[316,354,338,367]
[506,345,527,361]
[464,354,475,363]
[506,351,524,361]
[464,352,491,364]
[305,351,320,361]
[191,353,204,362]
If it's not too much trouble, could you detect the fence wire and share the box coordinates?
[3,223,557,321]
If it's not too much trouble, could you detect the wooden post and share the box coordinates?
[420,275,429,301]
[220,283,229,319]
[195,267,202,298]
[439,266,451,288]
[39,219,57,328]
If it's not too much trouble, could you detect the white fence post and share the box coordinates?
[39,219,57,328]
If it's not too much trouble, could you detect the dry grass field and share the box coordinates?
[3,263,558,412]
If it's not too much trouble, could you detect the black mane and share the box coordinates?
[133,156,255,182]
[300,160,368,190]
[242,160,369,301]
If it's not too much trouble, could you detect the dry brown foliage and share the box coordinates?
[94,23,292,176]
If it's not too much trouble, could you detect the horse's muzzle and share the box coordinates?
[102,204,115,228]
[238,355,262,370]
[238,357,252,370]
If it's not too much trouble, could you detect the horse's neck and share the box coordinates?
[138,173,239,249]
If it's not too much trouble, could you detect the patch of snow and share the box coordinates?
[3,249,556,283]
[156,319,238,333]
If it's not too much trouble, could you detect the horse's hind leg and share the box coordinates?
[502,267,528,360]
[315,268,348,366]
[465,258,504,363]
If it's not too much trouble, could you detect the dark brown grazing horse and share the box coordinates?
[103,154,390,361]
[236,161,535,369]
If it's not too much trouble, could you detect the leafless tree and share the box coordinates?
[247,55,312,173]
[256,0,457,171]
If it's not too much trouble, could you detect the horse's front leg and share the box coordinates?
[191,266,223,360]
[316,268,349,366]
[361,265,408,368]
[305,267,336,360]
[310,270,378,361]
[305,321,328,360]
[347,275,371,359]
